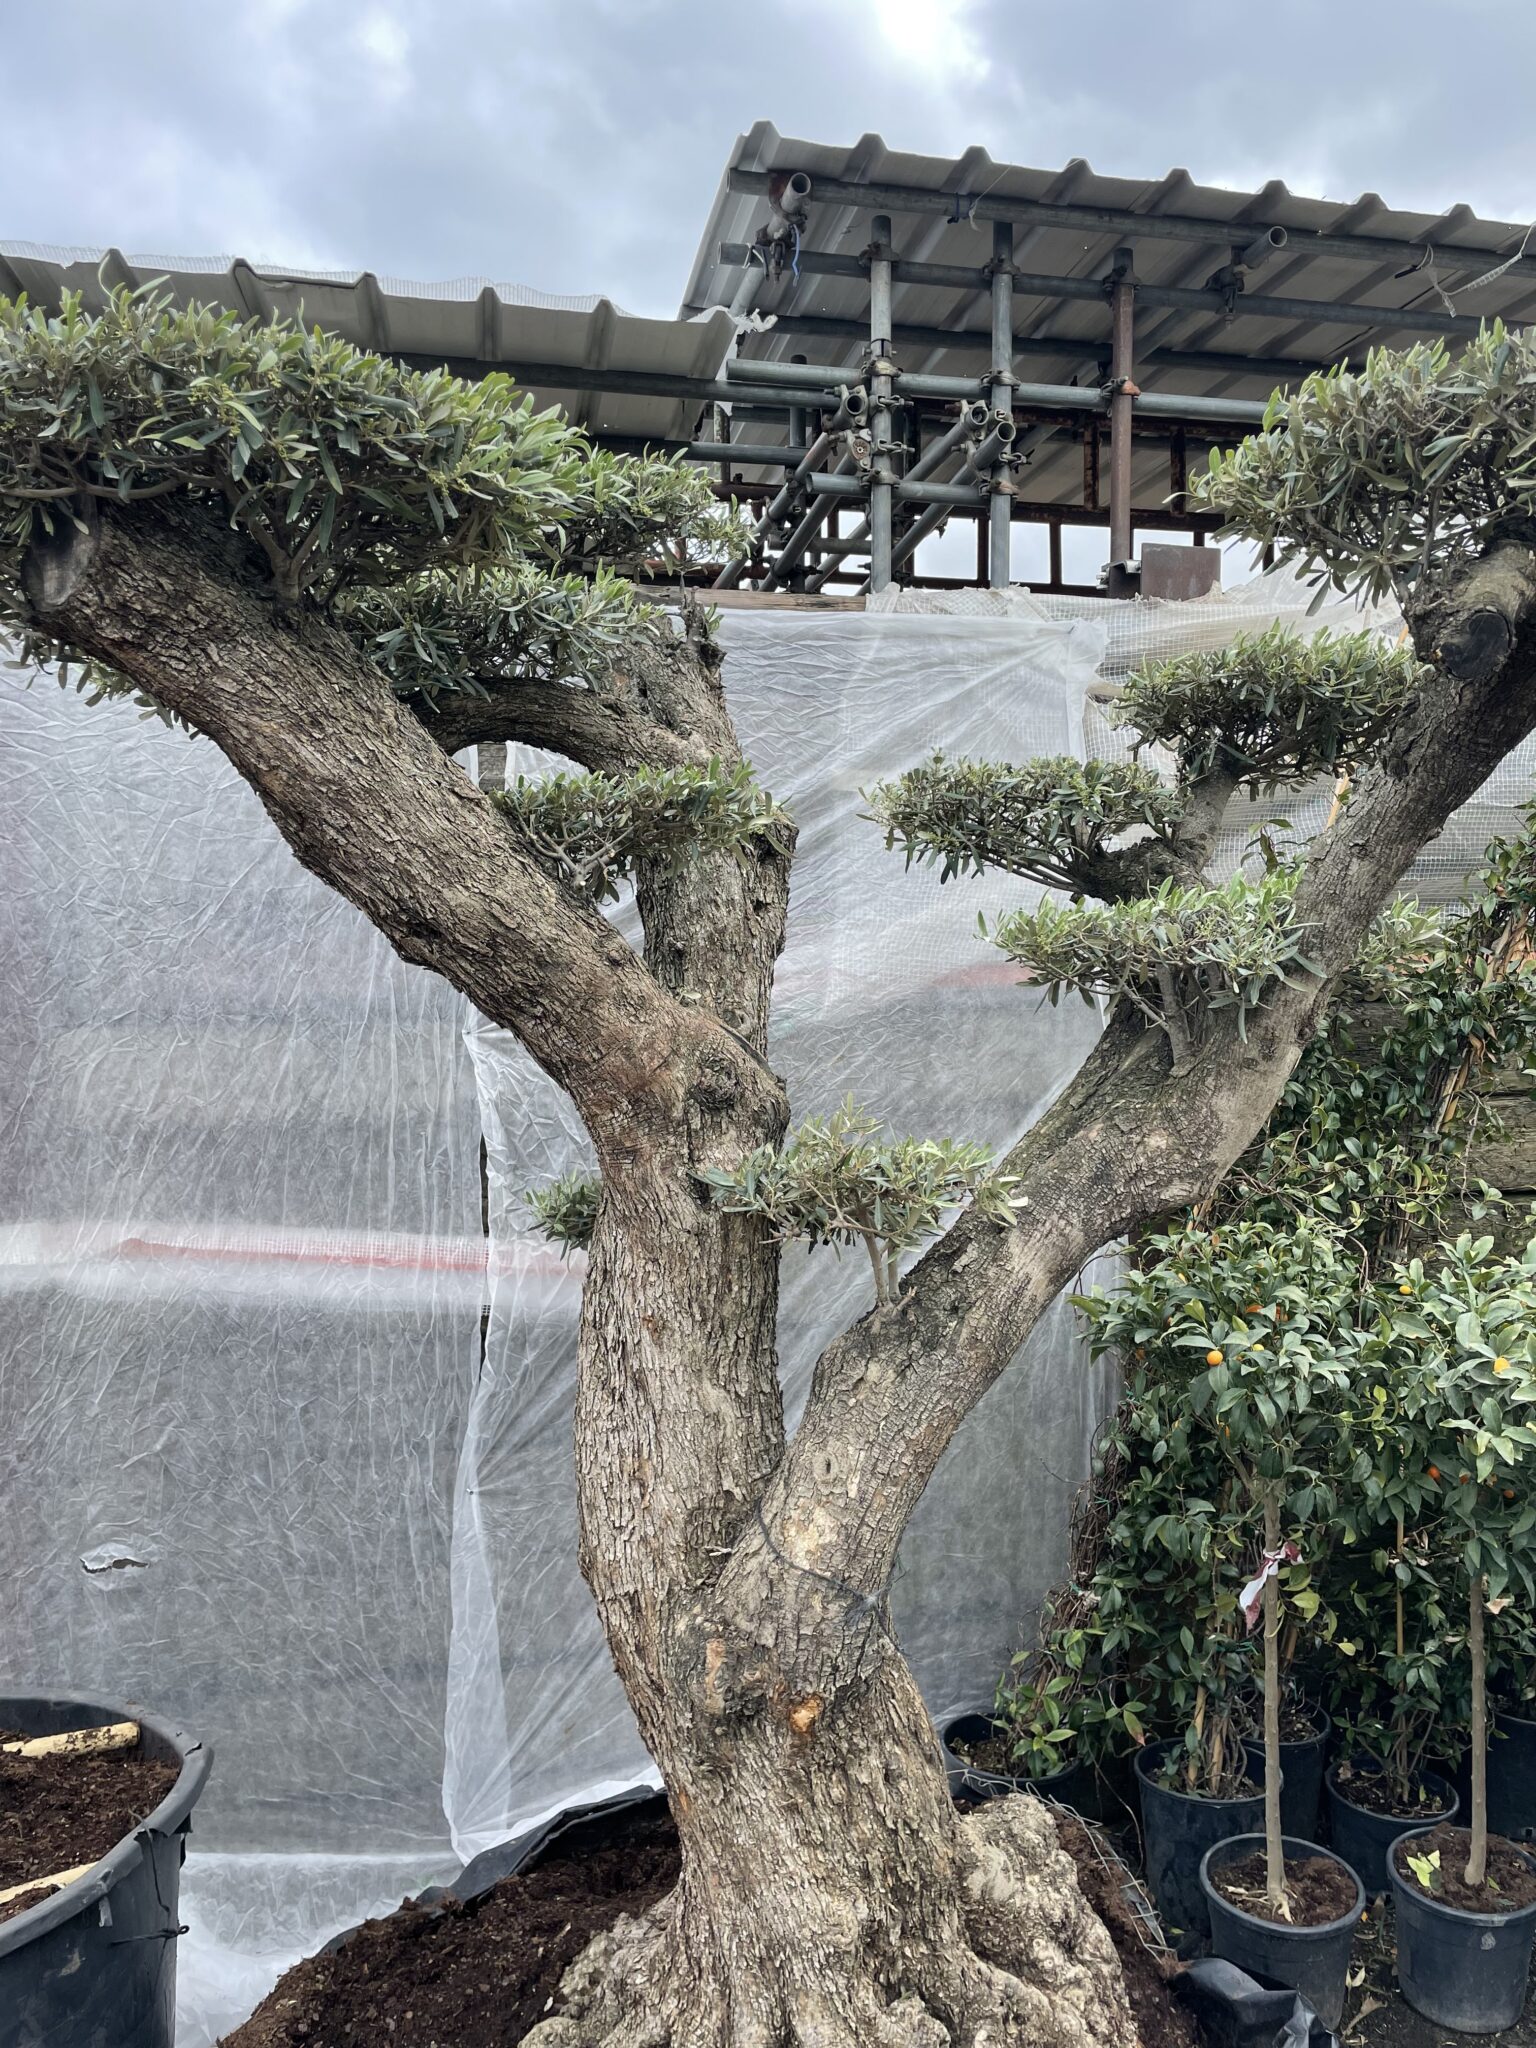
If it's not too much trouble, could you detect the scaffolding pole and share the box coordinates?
[1108,249,1136,590]
[868,214,896,594]
[989,220,1015,590]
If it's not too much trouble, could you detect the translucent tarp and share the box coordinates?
[0,681,482,2043]
[6,575,1528,2043]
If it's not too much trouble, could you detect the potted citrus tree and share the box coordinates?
[1146,1218,1365,2029]
[1078,1218,1355,1951]
[1385,1238,1536,2032]
[1321,1321,1463,1891]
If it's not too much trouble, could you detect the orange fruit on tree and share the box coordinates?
[1206,1349,1223,1366]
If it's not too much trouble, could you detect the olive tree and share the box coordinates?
[7,293,1536,2048]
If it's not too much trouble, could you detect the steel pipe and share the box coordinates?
[988,220,1015,590]
[767,310,1329,385]
[868,213,896,595]
[803,402,985,593]
[688,441,802,465]
[725,164,1536,285]
[765,451,853,589]
[1108,253,1136,575]
[713,428,834,589]
[714,238,1491,341]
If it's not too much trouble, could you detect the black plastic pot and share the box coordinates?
[1487,1707,1536,1843]
[1389,1825,1536,2033]
[1134,1740,1264,1939]
[0,1693,211,2048]
[1240,1706,1331,1842]
[1199,1835,1363,2031]
[1323,1757,1457,1895]
[939,1711,1098,1817]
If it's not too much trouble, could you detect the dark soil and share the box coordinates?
[1391,1821,1536,1913]
[1210,1848,1358,1927]
[953,1730,1028,1776]
[226,1796,1197,2048]
[1275,1697,1325,1743]
[222,1812,680,2047]
[0,1736,178,1926]
[1331,1758,1450,1819]
[1055,1813,1198,2048]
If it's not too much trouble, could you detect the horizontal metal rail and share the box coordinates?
[395,352,844,412]
[725,165,1536,285]
[768,310,1326,384]
[725,356,1269,425]
[716,240,1492,341]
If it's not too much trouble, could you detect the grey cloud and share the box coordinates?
[8,1,1536,319]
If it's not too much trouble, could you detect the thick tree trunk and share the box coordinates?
[524,1630,1131,2048]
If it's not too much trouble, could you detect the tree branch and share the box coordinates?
[22,500,777,1159]
[720,536,1536,1661]
[407,675,708,775]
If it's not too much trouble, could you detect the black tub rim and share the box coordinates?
[1386,1823,1536,1932]
[1324,1753,1456,1824]
[938,1708,1083,1794]
[1239,1699,1333,1751]
[1134,1737,1262,1812]
[0,1693,212,1961]
[1199,1831,1366,1939]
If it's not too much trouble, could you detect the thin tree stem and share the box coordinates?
[1262,1487,1288,1913]
[862,1230,888,1307]
[1466,1574,1488,1889]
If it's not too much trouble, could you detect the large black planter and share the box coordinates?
[1199,1834,1363,2030]
[0,1693,211,2048]
[1240,1705,1331,1842]
[1389,1826,1536,2033]
[1134,1740,1264,1939]
[1488,1707,1536,1842]
[939,1711,1098,1818]
[1324,1757,1457,1895]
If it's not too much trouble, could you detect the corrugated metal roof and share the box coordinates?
[0,242,737,445]
[682,123,1536,510]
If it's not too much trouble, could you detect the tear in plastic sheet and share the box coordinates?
[0,682,480,2043]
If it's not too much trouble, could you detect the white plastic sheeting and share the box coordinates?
[0,681,480,2043]
[445,608,1120,1856]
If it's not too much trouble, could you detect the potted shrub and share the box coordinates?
[1384,1238,1536,2031]
[1092,1373,1263,1938]
[1322,1328,1463,1891]
[1144,1219,1366,2026]
[1073,1220,1351,1941]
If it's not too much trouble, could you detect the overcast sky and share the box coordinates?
[9,0,1536,317]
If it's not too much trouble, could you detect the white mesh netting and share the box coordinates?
[3,571,1532,2042]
